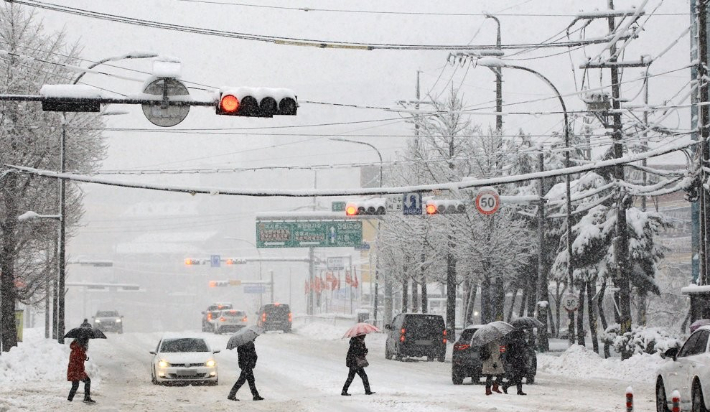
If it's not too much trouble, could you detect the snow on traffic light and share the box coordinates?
[216,87,297,117]
[425,199,466,215]
[345,198,387,216]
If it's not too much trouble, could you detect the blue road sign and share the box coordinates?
[403,193,423,215]
[354,242,371,251]
[244,285,266,294]
[210,255,221,268]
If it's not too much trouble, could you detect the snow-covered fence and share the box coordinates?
[625,386,633,411]
[671,390,680,412]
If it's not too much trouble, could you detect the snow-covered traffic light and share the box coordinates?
[208,280,229,287]
[425,199,465,215]
[345,198,387,216]
[216,87,297,117]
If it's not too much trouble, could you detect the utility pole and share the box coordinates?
[691,0,702,284]
[607,0,633,343]
[537,152,549,351]
[698,0,710,286]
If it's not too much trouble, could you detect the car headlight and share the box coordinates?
[206,359,216,367]
[158,360,169,368]
[115,319,121,323]
[95,319,101,323]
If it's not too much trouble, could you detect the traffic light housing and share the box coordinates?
[216,87,297,117]
[185,258,202,265]
[345,198,387,216]
[208,280,229,287]
[425,199,466,215]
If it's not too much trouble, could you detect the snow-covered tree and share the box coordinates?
[0,5,106,351]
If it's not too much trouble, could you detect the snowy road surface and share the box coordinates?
[1,324,660,411]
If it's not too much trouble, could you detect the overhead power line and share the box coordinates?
[9,0,634,51]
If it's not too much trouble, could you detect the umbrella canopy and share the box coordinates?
[342,323,380,339]
[511,317,544,330]
[64,327,107,340]
[470,321,514,347]
[691,319,710,333]
[227,326,262,350]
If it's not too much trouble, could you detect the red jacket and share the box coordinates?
[67,340,88,381]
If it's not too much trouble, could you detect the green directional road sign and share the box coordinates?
[331,201,346,212]
[256,220,362,248]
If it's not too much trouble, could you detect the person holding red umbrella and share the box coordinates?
[66,338,95,403]
[341,323,379,396]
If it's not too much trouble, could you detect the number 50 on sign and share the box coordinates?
[475,187,501,215]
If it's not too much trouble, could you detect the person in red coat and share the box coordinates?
[67,338,95,403]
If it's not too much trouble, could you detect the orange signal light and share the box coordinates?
[185,258,195,265]
[220,94,239,113]
[208,281,217,288]
[425,204,438,215]
[345,205,358,216]
[226,259,233,265]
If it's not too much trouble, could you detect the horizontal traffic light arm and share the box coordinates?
[0,93,217,112]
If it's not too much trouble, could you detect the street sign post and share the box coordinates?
[210,255,221,268]
[327,257,346,270]
[562,294,580,312]
[475,187,501,215]
[403,192,423,215]
[256,220,362,248]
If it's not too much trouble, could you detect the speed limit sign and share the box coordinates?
[475,187,501,215]
[562,294,579,312]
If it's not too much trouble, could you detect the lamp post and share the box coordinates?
[328,137,384,326]
[56,53,158,343]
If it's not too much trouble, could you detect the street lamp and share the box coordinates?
[56,52,158,343]
[328,137,384,326]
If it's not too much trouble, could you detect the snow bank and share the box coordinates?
[293,319,387,347]
[0,328,101,386]
[539,344,669,384]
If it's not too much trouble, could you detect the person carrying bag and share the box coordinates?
[342,335,374,396]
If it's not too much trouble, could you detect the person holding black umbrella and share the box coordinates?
[227,339,264,401]
[67,337,94,403]
[502,329,528,396]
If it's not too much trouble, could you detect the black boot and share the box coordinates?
[341,390,351,396]
[83,396,96,404]
[253,395,264,401]
[502,383,509,394]
[227,396,239,401]
[365,391,376,395]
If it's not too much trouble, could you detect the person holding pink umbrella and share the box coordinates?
[342,323,378,396]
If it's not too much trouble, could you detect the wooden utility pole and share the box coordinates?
[698,0,710,286]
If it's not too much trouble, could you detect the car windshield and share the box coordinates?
[209,304,232,311]
[96,311,118,317]
[459,328,477,341]
[160,338,209,353]
[265,305,289,316]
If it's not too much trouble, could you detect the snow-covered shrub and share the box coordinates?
[602,324,681,357]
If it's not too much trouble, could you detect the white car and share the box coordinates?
[212,309,248,334]
[655,326,710,411]
[150,335,219,385]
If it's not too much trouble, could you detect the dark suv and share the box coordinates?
[384,313,446,362]
[451,325,538,385]
[201,303,233,332]
[256,303,292,332]
[92,310,123,333]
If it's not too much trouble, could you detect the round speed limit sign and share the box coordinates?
[475,187,501,215]
[562,294,579,312]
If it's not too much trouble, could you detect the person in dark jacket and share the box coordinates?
[80,319,92,328]
[342,334,374,396]
[67,338,95,403]
[227,340,264,401]
[502,330,528,396]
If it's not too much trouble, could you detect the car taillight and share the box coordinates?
[443,338,447,344]
[207,313,212,320]
[242,317,248,322]
[454,343,470,351]
[443,330,447,336]
[262,313,266,322]
[288,312,293,322]
[220,317,226,322]
[400,328,406,342]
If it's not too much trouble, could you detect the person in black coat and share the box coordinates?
[342,334,374,396]
[502,330,528,396]
[227,340,264,401]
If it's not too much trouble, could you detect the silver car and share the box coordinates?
[212,309,248,334]
[656,326,710,411]
[150,336,219,385]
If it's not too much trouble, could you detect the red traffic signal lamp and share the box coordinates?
[345,198,386,216]
[185,258,200,265]
[216,87,297,117]
[425,199,466,215]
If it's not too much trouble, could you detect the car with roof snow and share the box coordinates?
[201,302,233,332]
[150,335,219,385]
[212,309,248,334]
[92,310,123,334]
[655,326,710,412]
[384,313,446,362]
